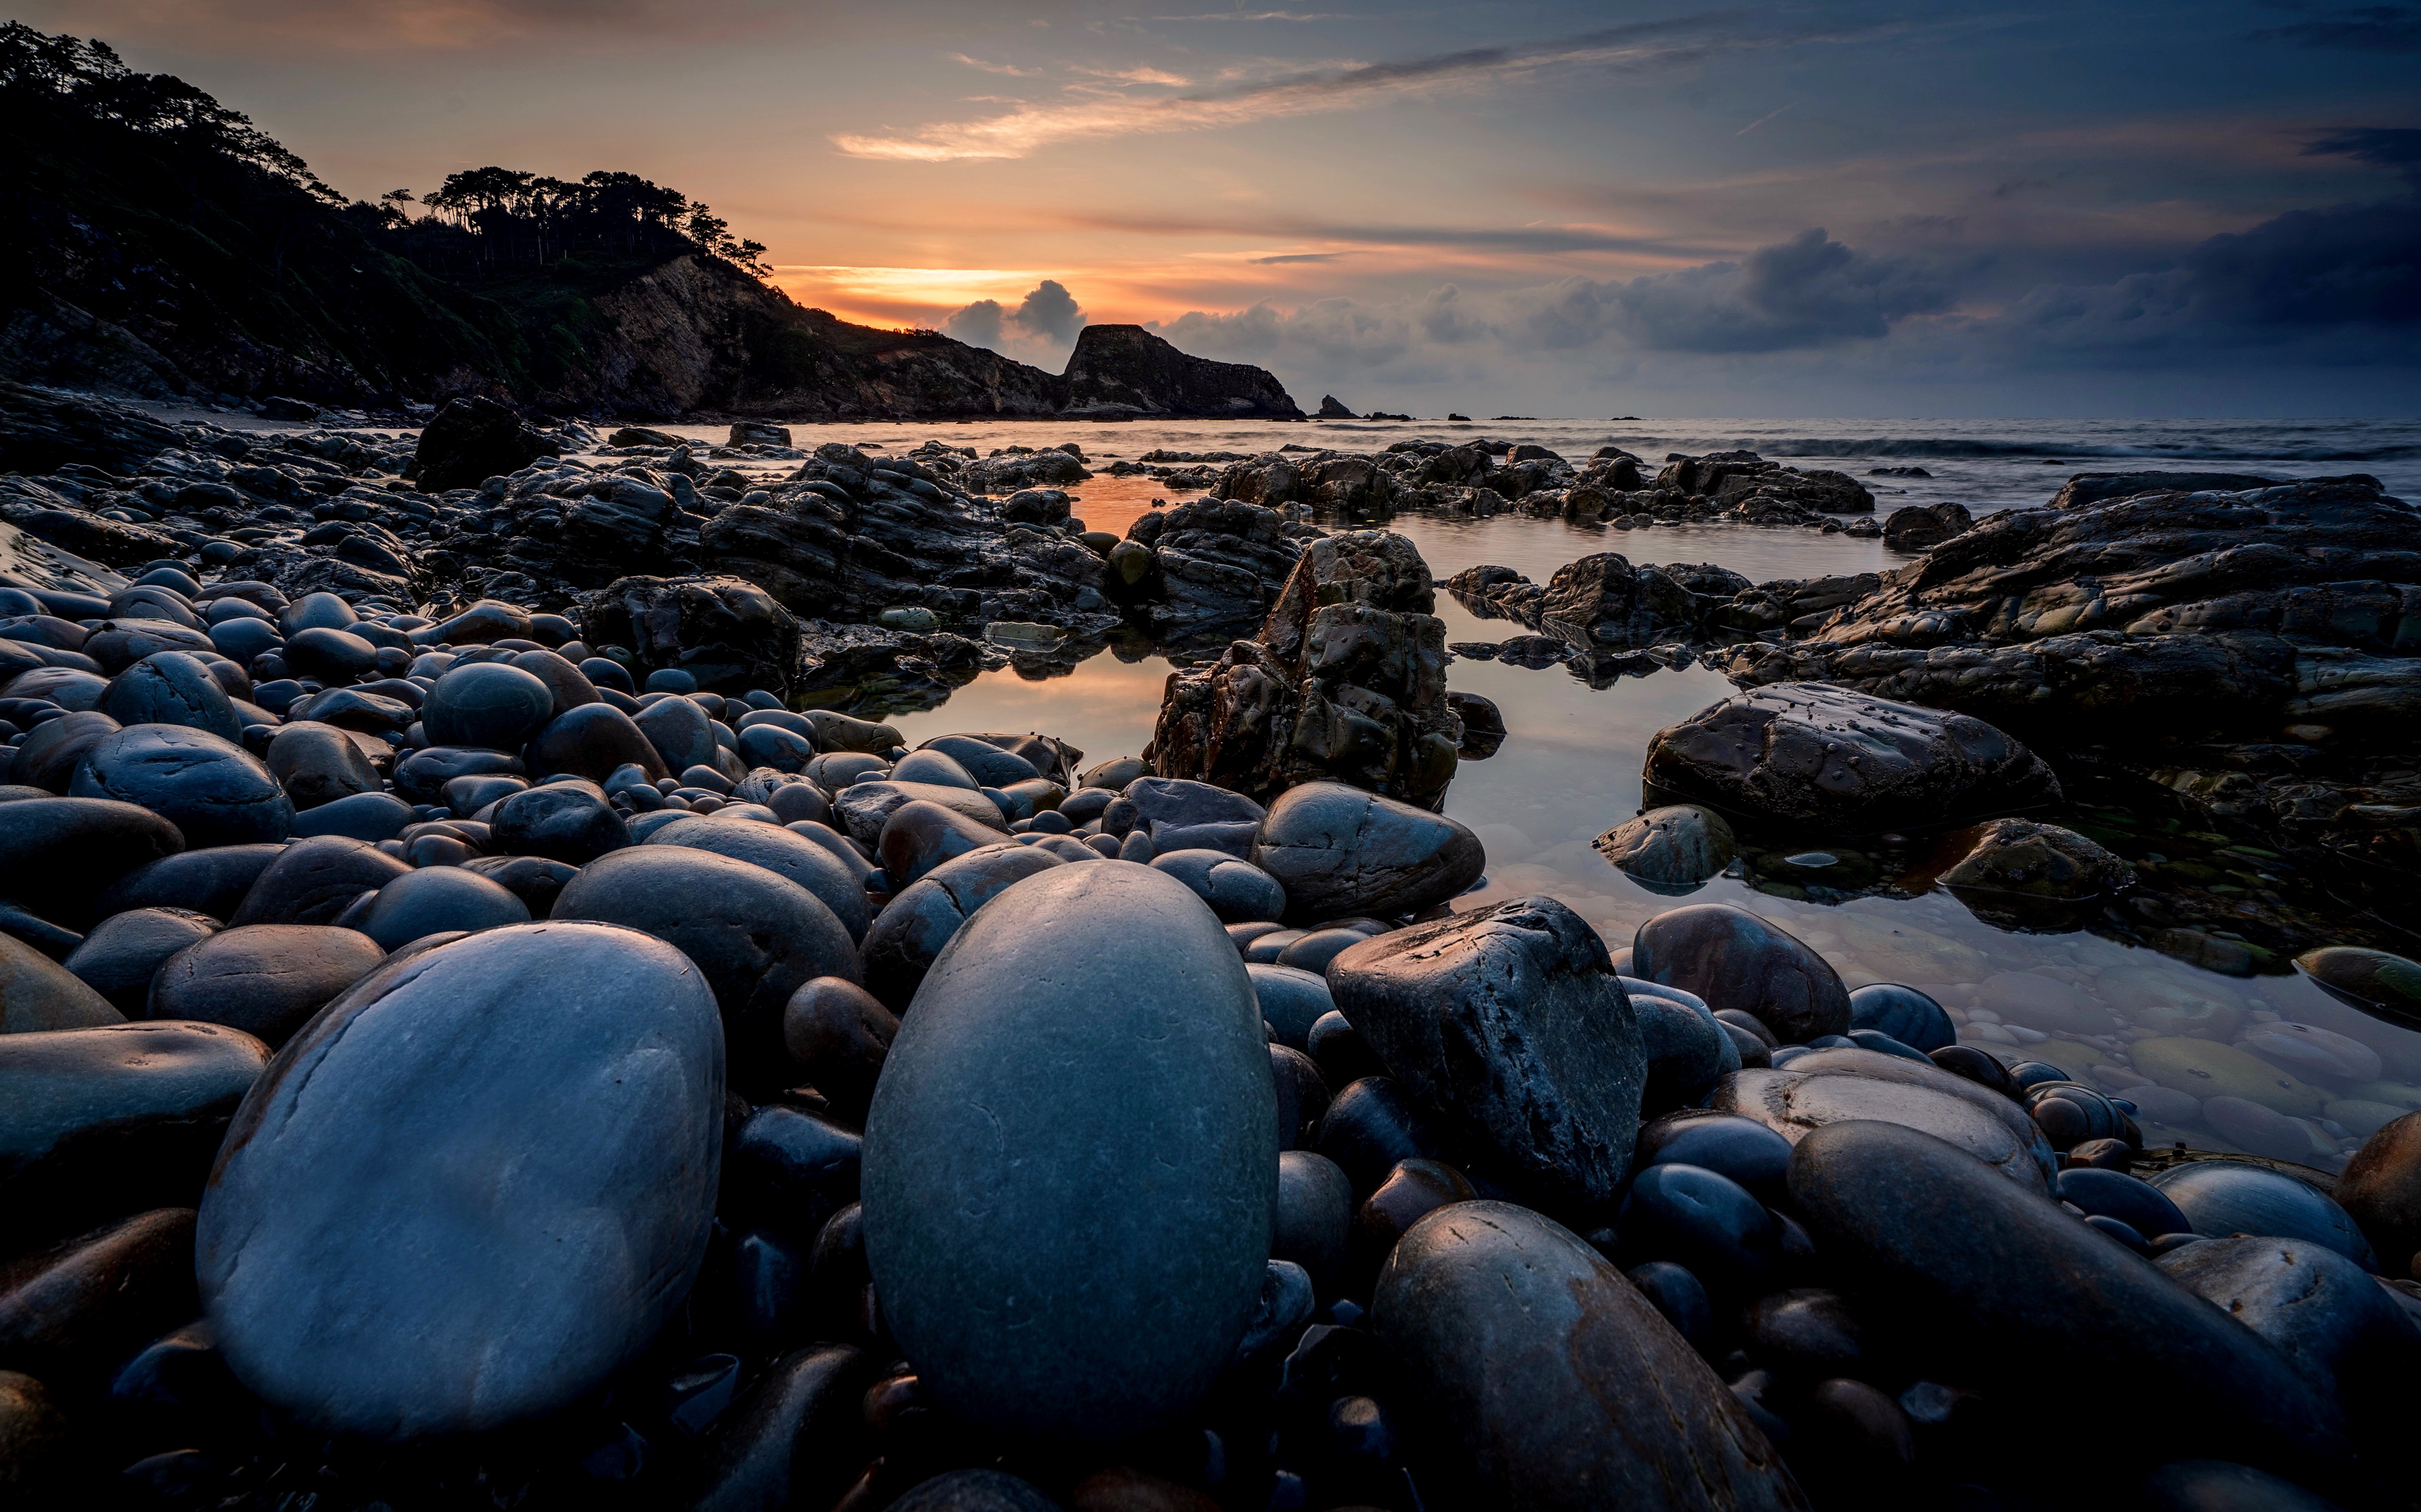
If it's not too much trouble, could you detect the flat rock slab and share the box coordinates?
[1643,682,2059,831]
[1713,1047,2057,1190]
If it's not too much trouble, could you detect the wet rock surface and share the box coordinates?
[0,385,2412,1510]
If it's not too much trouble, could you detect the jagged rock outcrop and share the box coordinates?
[1445,556,1749,648]
[1719,474,2421,868]
[580,575,801,695]
[1151,531,1462,807]
[1059,325,1304,419]
[1883,501,1974,551]
[1113,499,1312,635]
[407,397,559,494]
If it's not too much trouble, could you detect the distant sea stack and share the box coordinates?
[1058,325,1304,421]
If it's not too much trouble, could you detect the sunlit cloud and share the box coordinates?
[832,12,1898,162]
[19,0,773,51]
[1155,10,1363,20]
[1075,64,1194,85]
[950,53,1042,76]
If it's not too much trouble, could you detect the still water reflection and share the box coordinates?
[879,492,2411,1174]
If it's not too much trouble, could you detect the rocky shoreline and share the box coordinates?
[5,382,2421,1509]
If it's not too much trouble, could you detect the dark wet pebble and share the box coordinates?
[879,797,1010,891]
[0,796,185,926]
[1631,902,1851,1044]
[1846,983,1956,1052]
[148,923,386,1045]
[456,854,578,919]
[2149,1161,2376,1268]
[61,906,218,1013]
[102,652,243,742]
[859,843,1065,1010]
[289,790,415,842]
[1274,1149,1354,1292]
[71,724,291,848]
[1743,1287,1869,1379]
[1315,1075,1466,1198]
[93,843,282,926]
[354,865,531,950]
[2138,1460,2349,1512]
[0,1207,199,1394]
[1620,1161,1780,1294]
[526,702,670,783]
[1151,848,1288,924]
[491,780,631,865]
[1,930,122,1030]
[679,1342,875,1512]
[888,1468,1064,1512]
[1789,1119,2353,1482]
[229,834,411,926]
[723,1104,863,1242]
[1270,1042,1330,1149]
[2055,1167,2191,1238]
[1328,895,1643,1213]
[0,1022,270,1242]
[781,976,898,1126]
[555,845,860,1092]
[1370,1200,1802,1510]
[1247,962,1333,1051]
[1250,780,1483,923]
[1635,1111,1795,1205]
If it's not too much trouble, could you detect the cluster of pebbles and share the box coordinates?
[6,564,2421,1512]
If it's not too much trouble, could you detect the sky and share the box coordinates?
[16,0,2421,416]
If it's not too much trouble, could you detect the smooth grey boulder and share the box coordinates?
[1643,682,2061,831]
[421,662,557,751]
[1247,962,1333,1052]
[1714,1047,2057,1190]
[148,924,385,1047]
[1273,1149,1353,1290]
[862,862,1275,1442]
[2,931,124,1033]
[228,835,409,927]
[11,710,122,794]
[832,780,1005,848]
[554,846,860,1092]
[2149,1162,2376,1267]
[859,843,1067,1010]
[1250,781,1484,925]
[1371,1201,1806,1511]
[525,703,669,783]
[196,922,724,1442]
[878,798,1009,892]
[1593,804,1736,894]
[1789,1120,2353,1486]
[265,723,382,810]
[289,791,414,843]
[0,797,183,926]
[490,781,630,865]
[62,907,218,1014]
[93,845,282,926]
[71,725,292,849]
[1,1021,270,1245]
[1328,895,1643,1214]
[355,867,531,952]
[1636,987,1742,1113]
[102,652,243,743]
[636,693,718,774]
[1632,904,1851,1044]
[2158,1234,2421,1434]
[646,814,871,941]
[1151,848,1286,923]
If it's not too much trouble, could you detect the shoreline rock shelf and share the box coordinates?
[1,390,2419,1508]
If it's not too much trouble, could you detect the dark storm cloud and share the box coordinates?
[2306,126,2421,183]
[2249,4,2421,52]
[1517,229,1959,353]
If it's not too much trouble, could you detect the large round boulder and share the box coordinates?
[71,725,292,848]
[102,652,243,743]
[0,797,184,926]
[644,815,871,942]
[862,862,1275,1441]
[1249,781,1483,924]
[195,922,724,1441]
[422,663,557,752]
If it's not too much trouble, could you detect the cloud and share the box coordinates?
[1516,229,1960,353]
[1075,65,1192,85]
[832,11,1900,161]
[943,278,1090,362]
[2249,5,2421,52]
[1154,10,1362,20]
[951,53,1042,76]
[2305,125,2421,184]
[1252,251,1351,264]
[1999,195,2421,355]
[1058,208,1721,258]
